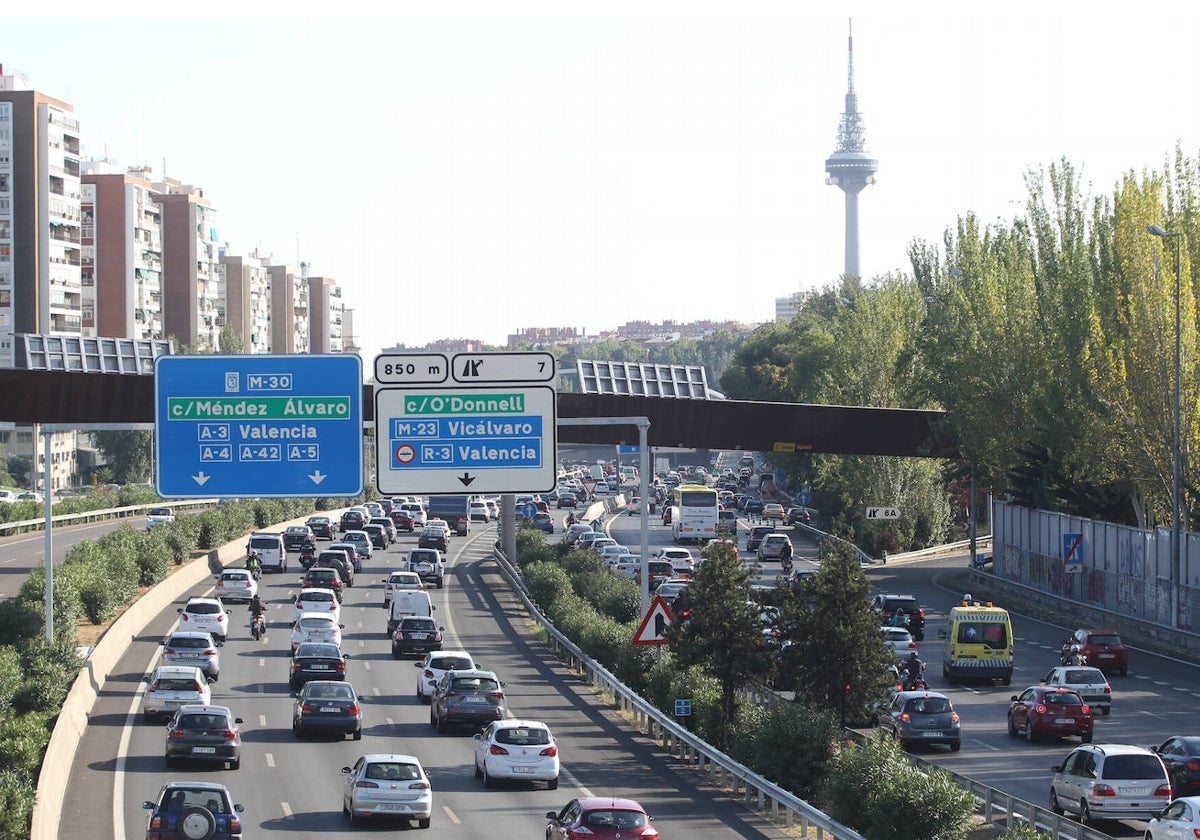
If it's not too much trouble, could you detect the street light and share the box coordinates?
[1147,223,1184,629]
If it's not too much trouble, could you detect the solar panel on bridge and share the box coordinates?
[575,360,712,399]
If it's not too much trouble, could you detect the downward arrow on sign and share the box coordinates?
[458,473,475,487]
[192,471,210,486]
[309,470,326,485]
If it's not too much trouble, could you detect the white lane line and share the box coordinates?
[259,714,267,726]
[114,644,164,840]
[386,716,395,726]
[562,766,591,796]
[265,752,275,768]
[281,801,293,819]
[363,661,372,671]
[442,805,461,824]
[373,686,381,696]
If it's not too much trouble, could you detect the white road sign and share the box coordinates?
[865,506,900,520]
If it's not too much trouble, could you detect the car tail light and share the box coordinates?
[1093,784,1116,797]
[950,712,960,723]
[1187,760,1200,772]
[433,631,443,641]
[164,647,177,656]
[229,817,241,833]
[150,816,164,829]
[908,640,916,648]
[1081,704,1090,714]
[445,690,459,698]
[193,682,203,692]
[348,703,360,715]
[149,680,160,691]
[408,781,430,790]
[337,661,346,673]
[1154,783,1173,797]
[293,662,303,670]
[224,728,237,741]
[355,780,379,789]
[568,826,597,838]
[1035,704,1047,714]
[489,691,504,698]
[489,744,509,756]
[302,702,314,713]
[180,614,189,622]
[899,712,911,723]
[540,745,558,757]
[170,727,185,739]
[204,648,217,656]
[1103,685,1111,694]
[216,613,226,623]
[918,609,925,617]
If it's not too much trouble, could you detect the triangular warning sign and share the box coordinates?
[632,595,675,646]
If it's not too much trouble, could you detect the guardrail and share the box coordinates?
[490,543,869,839]
[0,500,220,536]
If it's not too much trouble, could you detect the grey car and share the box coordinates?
[161,631,221,681]
[430,668,506,733]
[293,680,362,740]
[164,704,242,770]
[879,690,962,752]
[1050,743,1172,824]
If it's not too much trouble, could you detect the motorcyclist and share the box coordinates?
[779,540,794,575]
[249,593,266,619]
[902,651,925,690]
[245,551,262,578]
[890,608,911,630]
[1065,643,1085,666]
[565,511,577,526]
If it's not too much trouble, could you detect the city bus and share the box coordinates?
[669,484,720,544]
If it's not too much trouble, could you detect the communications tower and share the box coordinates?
[825,22,878,279]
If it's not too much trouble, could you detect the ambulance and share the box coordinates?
[939,600,1014,685]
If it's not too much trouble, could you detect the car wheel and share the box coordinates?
[418,817,431,829]
[1007,715,1017,737]
[429,708,437,728]
[349,810,363,828]
[293,721,303,738]
[481,764,493,788]
[437,578,444,589]
[548,776,559,790]
[1101,706,1110,716]
[1025,721,1036,743]
[392,647,402,660]
[1049,788,1063,815]
[1081,731,1093,743]
[353,726,362,741]
[436,713,447,734]
[474,760,483,780]
[1080,800,1094,826]
[230,758,240,770]
[950,740,961,752]
[177,805,217,840]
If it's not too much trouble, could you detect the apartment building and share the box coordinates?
[148,175,221,351]
[267,262,309,353]
[219,246,271,354]
[81,162,164,341]
[307,275,344,354]
[0,64,82,491]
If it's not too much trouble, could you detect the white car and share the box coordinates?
[342,753,433,829]
[382,571,425,607]
[599,544,633,565]
[1041,665,1113,715]
[576,532,605,550]
[343,529,373,559]
[293,587,342,623]
[611,559,640,579]
[587,537,617,555]
[413,649,476,702]
[141,664,212,722]
[291,612,344,653]
[484,499,499,520]
[473,719,559,789]
[177,597,231,643]
[882,626,918,658]
[146,506,175,529]
[214,568,258,604]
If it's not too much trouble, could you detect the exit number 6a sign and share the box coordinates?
[866,506,900,520]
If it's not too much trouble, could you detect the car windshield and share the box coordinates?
[156,678,200,691]
[178,712,228,729]
[452,676,499,691]
[1101,754,1169,779]
[1088,634,1122,646]
[584,810,648,830]
[160,788,230,813]
[365,763,421,781]
[430,656,472,670]
[1046,691,1084,705]
[301,592,333,602]
[300,617,334,629]
[906,697,951,714]
[296,644,340,657]
[305,683,353,699]
[287,526,307,534]
[1064,669,1103,684]
[402,619,436,631]
[495,726,551,745]
[168,636,208,649]
[186,602,221,615]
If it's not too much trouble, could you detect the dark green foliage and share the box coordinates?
[92,430,153,484]
[781,542,897,725]
[11,637,79,715]
[0,646,22,715]
[728,698,840,799]
[523,562,572,611]
[665,541,773,749]
[0,768,36,840]
[821,736,975,840]
[0,600,41,648]
[0,712,52,778]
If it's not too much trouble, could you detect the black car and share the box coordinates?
[391,616,444,659]
[306,516,335,540]
[746,525,773,552]
[530,512,555,534]
[431,668,506,732]
[300,567,344,602]
[556,492,577,509]
[339,510,366,532]
[282,525,316,552]
[363,523,389,551]
[1150,736,1200,795]
[743,498,765,515]
[164,704,243,770]
[870,594,926,641]
[417,528,448,553]
[292,679,362,740]
[312,551,354,587]
[289,642,349,689]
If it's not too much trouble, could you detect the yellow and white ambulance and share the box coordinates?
[940,601,1014,685]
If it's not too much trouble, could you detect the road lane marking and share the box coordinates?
[114,641,164,840]
[259,714,267,726]
[281,801,293,819]
[442,805,461,824]
[265,752,275,768]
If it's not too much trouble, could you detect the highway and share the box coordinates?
[54,511,787,840]
[608,511,1200,839]
[0,516,138,601]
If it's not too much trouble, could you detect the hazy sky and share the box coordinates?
[8,3,1200,364]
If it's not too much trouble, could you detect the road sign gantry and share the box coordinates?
[373,351,557,495]
[153,354,364,498]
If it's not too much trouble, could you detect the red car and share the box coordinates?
[1007,685,1093,743]
[1062,628,1128,676]
[390,510,416,533]
[545,798,658,840]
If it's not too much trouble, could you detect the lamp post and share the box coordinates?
[1147,224,1184,629]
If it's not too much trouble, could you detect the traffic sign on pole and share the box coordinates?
[1063,533,1083,573]
[865,506,900,520]
[374,351,557,495]
[153,354,363,498]
[632,595,674,646]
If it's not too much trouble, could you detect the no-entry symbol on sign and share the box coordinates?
[395,443,415,465]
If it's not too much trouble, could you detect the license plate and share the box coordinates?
[377,804,406,812]
[1054,718,1075,724]
[923,731,945,737]
[409,633,428,640]
[1121,787,1149,795]
[319,706,340,713]
[192,746,217,754]
[312,664,331,670]
[1099,653,1114,658]
[462,696,487,704]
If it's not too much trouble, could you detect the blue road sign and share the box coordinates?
[1063,533,1083,573]
[796,491,811,506]
[618,445,641,455]
[522,503,538,520]
[675,699,692,717]
[154,354,363,498]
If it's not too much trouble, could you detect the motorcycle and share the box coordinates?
[780,556,794,577]
[299,544,316,568]
[250,613,266,641]
[1061,651,1087,666]
[245,551,263,581]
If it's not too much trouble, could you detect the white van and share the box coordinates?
[387,590,435,635]
[246,532,286,574]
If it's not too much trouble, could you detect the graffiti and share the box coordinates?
[1117,537,1145,579]
[1085,569,1106,603]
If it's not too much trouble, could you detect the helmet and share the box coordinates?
[909,652,919,660]
[963,593,973,602]
[1070,644,1080,653]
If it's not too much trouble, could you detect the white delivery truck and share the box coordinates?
[387,590,435,635]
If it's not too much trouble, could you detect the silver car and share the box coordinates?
[342,753,433,828]
[1050,743,1172,824]
[161,630,220,681]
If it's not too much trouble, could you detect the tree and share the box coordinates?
[218,322,244,354]
[665,541,772,749]
[781,542,895,724]
[92,431,153,484]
